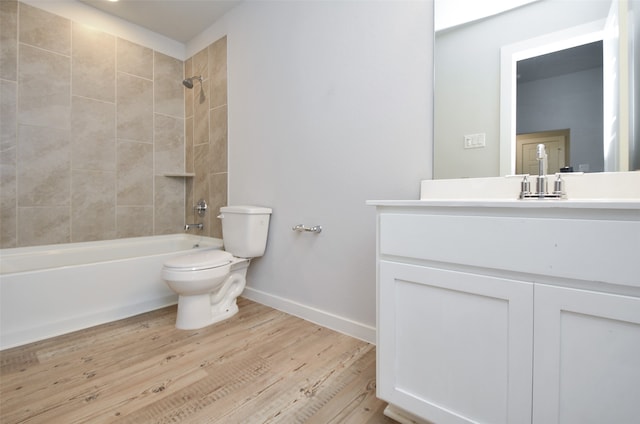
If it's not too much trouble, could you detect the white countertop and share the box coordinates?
[366,199,640,209]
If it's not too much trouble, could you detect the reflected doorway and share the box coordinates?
[516,129,570,175]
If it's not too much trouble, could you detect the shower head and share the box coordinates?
[182,76,202,89]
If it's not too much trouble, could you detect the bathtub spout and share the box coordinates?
[184,223,203,231]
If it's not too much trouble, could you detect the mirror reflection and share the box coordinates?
[434,0,638,179]
[516,41,603,174]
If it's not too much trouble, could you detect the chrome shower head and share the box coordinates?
[182,76,202,89]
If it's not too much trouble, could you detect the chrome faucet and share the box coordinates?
[535,144,548,197]
[519,143,566,200]
[184,200,207,231]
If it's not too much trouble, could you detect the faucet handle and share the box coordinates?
[195,199,207,217]
[519,175,531,198]
[553,173,565,196]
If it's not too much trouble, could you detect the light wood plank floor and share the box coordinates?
[0,298,397,423]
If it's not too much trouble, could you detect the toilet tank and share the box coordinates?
[219,205,272,258]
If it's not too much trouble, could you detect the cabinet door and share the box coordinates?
[378,261,534,424]
[533,284,640,424]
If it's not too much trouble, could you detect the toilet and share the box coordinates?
[162,205,272,330]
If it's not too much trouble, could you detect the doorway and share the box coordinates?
[516,129,570,175]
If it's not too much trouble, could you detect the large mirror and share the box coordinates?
[434,0,639,179]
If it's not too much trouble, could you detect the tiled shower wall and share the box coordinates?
[184,37,228,239]
[0,1,228,248]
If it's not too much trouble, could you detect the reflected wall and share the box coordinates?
[434,0,611,179]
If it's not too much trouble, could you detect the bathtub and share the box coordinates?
[0,234,223,350]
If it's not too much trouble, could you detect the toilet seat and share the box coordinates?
[163,250,233,272]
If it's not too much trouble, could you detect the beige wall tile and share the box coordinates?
[154,52,183,118]
[72,169,116,242]
[193,143,209,211]
[72,23,115,102]
[208,172,228,238]
[1,80,17,247]
[184,177,194,230]
[0,145,17,247]
[0,1,18,81]
[116,206,153,238]
[17,125,70,207]
[19,3,70,55]
[18,206,70,246]
[184,58,193,118]
[209,36,227,109]
[193,47,208,82]
[18,44,70,130]
[182,35,229,239]
[154,176,184,234]
[117,72,152,142]
[1,80,16,151]
[117,38,153,79]
[154,114,184,174]
[1,2,196,247]
[117,140,153,206]
[209,106,228,173]
[185,116,194,173]
[72,96,116,171]
[193,78,210,145]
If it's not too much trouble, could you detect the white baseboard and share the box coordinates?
[242,287,376,345]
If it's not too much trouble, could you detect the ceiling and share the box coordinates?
[78,0,602,79]
[517,41,603,83]
[79,0,243,43]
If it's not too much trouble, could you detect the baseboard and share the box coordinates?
[242,287,376,344]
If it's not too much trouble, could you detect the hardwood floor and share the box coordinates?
[0,298,396,423]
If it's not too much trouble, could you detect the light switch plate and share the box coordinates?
[464,133,486,149]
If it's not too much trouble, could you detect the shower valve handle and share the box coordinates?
[195,199,207,217]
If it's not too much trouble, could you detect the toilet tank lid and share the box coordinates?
[220,205,272,214]
[164,249,233,270]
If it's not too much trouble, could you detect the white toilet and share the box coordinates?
[162,205,272,330]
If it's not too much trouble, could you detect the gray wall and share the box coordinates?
[223,1,434,336]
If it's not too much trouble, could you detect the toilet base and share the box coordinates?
[173,271,247,330]
[175,294,240,330]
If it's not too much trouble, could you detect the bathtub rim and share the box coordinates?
[0,234,224,275]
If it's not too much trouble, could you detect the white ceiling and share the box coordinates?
[79,0,542,44]
[79,0,243,43]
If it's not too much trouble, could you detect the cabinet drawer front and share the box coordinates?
[378,261,533,424]
[379,213,640,287]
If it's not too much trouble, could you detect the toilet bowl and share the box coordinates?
[162,205,271,329]
[163,250,250,329]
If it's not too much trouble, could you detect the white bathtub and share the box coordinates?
[0,234,223,350]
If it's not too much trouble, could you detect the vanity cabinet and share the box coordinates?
[378,261,534,424]
[532,284,640,424]
[371,202,640,424]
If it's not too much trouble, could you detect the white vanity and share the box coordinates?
[368,172,640,424]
